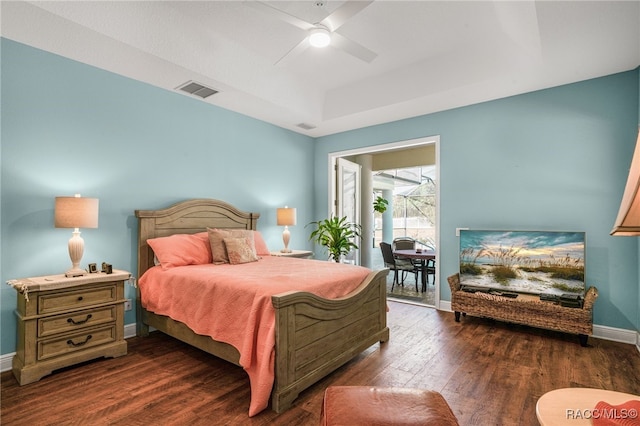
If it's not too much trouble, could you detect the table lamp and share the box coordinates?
[277,206,296,253]
[611,129,640,236]
[55,194,99,277]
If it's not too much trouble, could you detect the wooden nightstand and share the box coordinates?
[7,270,130,385]
[270,250,313,259]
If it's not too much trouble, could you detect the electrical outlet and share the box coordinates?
[124,299,132,311]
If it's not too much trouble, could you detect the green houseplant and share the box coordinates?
[373,196,388,214]
[307,216,362,262]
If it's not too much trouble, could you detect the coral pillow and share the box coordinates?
[224,237,260,265]
[253,231,271,256]
[147,232,212,270]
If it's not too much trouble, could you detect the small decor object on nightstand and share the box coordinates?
[7,269,130,385]
[55,194,99,277]
[277,206,297,253]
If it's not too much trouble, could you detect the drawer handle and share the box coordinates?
[67,314,92,325]
[67,335,92,347]
[77,296,84,302]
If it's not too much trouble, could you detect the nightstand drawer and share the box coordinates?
[37,325,117,361]
[38,284,117,315]
[38,306,117,338]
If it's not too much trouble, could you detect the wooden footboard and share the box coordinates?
[271,268,389,412]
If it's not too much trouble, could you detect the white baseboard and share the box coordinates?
[592,324,637,344]
[1,323,138,373]
[124,322,137,339]
[1,352,12,373]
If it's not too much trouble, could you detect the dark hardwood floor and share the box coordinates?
[2,301,639,425]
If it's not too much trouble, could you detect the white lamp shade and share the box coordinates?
[55,196,99,229]
[611,129,640,236]
[277,207,297,226]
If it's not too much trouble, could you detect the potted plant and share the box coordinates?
[373,196,388,214]
[307,216,362,262]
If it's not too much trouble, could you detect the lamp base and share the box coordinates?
[65,267,87,278]
[65,229,86,277]
[281,226,292,253]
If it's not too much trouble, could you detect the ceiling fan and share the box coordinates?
[247,0,377,65]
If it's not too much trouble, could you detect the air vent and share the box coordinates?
[296,122,316,130]
[176,81,218,99]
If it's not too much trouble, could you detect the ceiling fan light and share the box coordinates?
[309,27,331,48]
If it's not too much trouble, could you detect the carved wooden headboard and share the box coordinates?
[134,199,260,278]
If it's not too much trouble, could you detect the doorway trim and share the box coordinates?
[327,135,441,309]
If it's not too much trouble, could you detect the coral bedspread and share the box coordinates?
[138,256,371,416]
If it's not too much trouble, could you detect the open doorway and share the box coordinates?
[328,136,440,308]
[373,165,436,306]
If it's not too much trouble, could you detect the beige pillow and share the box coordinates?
[224,237,259,265]
[207,228,256,264]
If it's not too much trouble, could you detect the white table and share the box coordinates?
[536,388,640,425]
[269,249,313,259]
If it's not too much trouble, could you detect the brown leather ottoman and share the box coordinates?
[320,386,459,426]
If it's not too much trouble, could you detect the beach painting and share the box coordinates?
[459,230,586,296]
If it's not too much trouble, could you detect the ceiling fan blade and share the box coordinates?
[331,32,377,63]
[319,0,373,31]
[246,1,315,31]
[275,37,310,66]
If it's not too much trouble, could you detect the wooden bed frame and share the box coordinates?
[134,199,389,413]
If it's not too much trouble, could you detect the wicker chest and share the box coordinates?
[447,273,598,346]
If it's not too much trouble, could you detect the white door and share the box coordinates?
[334,157,361,264]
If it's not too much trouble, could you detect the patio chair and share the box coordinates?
[392,237,416,251]
[393,236,424,281]
[380,242,419,291]
[422,258,436,292]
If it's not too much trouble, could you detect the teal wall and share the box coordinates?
[0,39,315,355]
[1,38,639,357]
[314,69,640,332]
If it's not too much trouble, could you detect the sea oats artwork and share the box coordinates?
[459,230,586,296]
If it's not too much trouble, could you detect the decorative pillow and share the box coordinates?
[224,237,259,265]
[147,232,212,270]
[207,228,257,264]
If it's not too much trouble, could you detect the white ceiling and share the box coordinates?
[2,1,639,137]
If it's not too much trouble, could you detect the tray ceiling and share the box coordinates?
[2,1,639,136]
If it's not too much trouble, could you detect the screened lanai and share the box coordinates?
[372,165,437,306]
[373,165,437,249]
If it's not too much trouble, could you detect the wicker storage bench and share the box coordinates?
[447,273,598,346]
